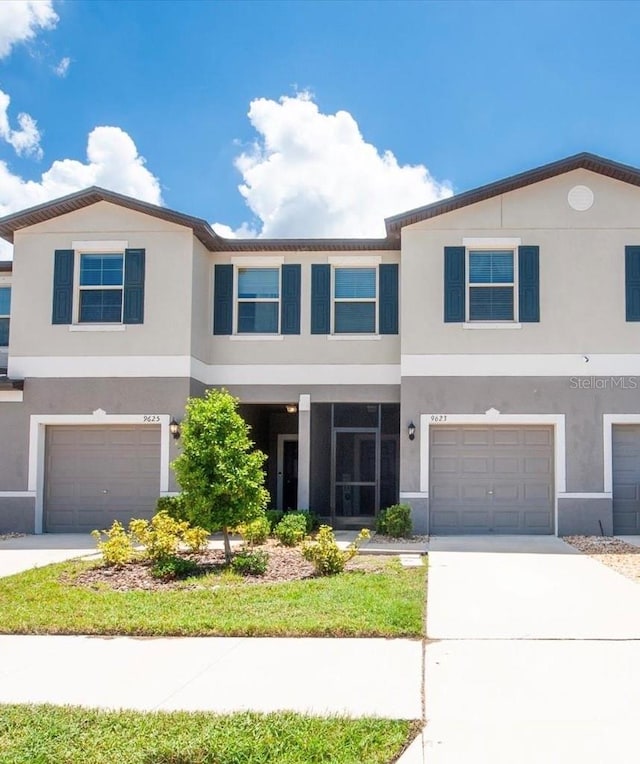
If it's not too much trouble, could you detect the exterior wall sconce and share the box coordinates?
[286,404,297,414]
[408,421,416,440]
[169,418,181,440]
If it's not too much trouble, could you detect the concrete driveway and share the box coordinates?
[0,534,98,578]
[422,535,640,763]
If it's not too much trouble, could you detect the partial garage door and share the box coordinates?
[430,425,554,534]
[45,425,161,533]
[612,425,640,534]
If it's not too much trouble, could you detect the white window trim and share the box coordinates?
[332,265,379,336]
[28,411,171,534]
[418,411,566,536]
[234,265,282,336]
[74,250,126,325]
[328,255,382,267]
[465,246,519,324]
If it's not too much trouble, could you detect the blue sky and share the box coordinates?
[0,0,639,250]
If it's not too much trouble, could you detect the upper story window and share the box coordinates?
[333,267,377,333]
[467,249,515,321]
[236,267,280,333]
[78,253,124,323]
[0,286,11,346]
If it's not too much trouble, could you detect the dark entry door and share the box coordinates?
[283,439,299,510]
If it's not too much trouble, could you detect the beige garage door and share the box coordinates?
[430,425,554,534]
[45,425,161,533]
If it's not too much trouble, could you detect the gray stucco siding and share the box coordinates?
[400,375,640,494]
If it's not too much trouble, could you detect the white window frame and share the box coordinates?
[73,247,126,325]
[465,247,518,324]
[0,281,11,348]
[331,265,379,336]
[233,265,282,335]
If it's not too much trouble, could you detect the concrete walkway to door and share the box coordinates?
[422,535,640,763]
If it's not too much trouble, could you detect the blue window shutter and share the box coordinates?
[52,249,74,324]
[213,264,233,334]
[379,263,399,334]
[123,248,145,324]
[281,264,301,334]
[518,246,540,323]
[626,246,640,321]
[311,264,330,334]
[444,247,465,322]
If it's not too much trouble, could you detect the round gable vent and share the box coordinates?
[568,185,594,211]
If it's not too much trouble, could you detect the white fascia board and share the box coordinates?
[402,354,640,377]
[190,358,401,386]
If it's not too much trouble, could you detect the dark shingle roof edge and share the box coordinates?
[384,152,640,233]
[0,186,398,251]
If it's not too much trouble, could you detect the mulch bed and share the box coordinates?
[68,539,389,592]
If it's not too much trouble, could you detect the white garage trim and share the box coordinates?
[28,412,171,534]
[603,414,640,494]
[419,412,566,535]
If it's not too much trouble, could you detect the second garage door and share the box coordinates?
[429,425,554,534]
[45,425,161,533]
[612,425,640,534]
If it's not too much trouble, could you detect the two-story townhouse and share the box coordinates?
[1,152,640,537]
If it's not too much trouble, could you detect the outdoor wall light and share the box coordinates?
[286,404,297,414]
[169,418,181,440]
[408,421,416,441]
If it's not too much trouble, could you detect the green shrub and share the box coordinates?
[302,525,370,576]
[91,521,134,567]
[265,509,284,532]
[182,525,210,554]
[231,549,269,576]
[289,510,320,533]
[237,515,270,545]
[155,495,185,517]
[377,504,412,538]
[130,511,210,561]
[151,555,200,580]
[274,513,307,546]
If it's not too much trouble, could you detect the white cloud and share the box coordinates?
[0,126,162,258]
[0,89,42,158]
[215,92,452,238]
[53,55,70,77]
[0,0,58,59]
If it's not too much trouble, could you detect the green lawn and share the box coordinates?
[0,705,419,764]
[0,557,426,637]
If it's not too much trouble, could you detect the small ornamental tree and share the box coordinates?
[171,389,269,562]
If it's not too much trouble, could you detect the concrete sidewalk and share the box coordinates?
[0,533,99,578]
[422,535,640,763]
[0,635,423,719]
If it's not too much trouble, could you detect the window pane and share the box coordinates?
[0,287,10,315]
[333,404,379,428]
[79,289,123,322]
[335,302,375,333]
[80,254,123,287]
[469,286,514,320]
[335,268,376,298]
[238,268,279,299]
[0,317,9,346]
[237,301,279,333]
[469,250,513,284]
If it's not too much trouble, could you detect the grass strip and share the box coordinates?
[0,704,419,764]
[0,558,426,637]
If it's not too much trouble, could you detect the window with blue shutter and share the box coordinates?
[281,264,301,335]
[626,247,640,321]
[518,246,540,323]
[334,267,377,333]
[213,264,233,335]
[444,246,465,322]
[236,267,280,333]
[52,249,75,324]
[122,248,145,324]
[468,250,514,321]
[379,263,399,334]
[0,286,10,346]
[311,264,331,334]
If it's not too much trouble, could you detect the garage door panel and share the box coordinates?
[613,425,640,534]
[45,425,161,533]
[430,425,554,535]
